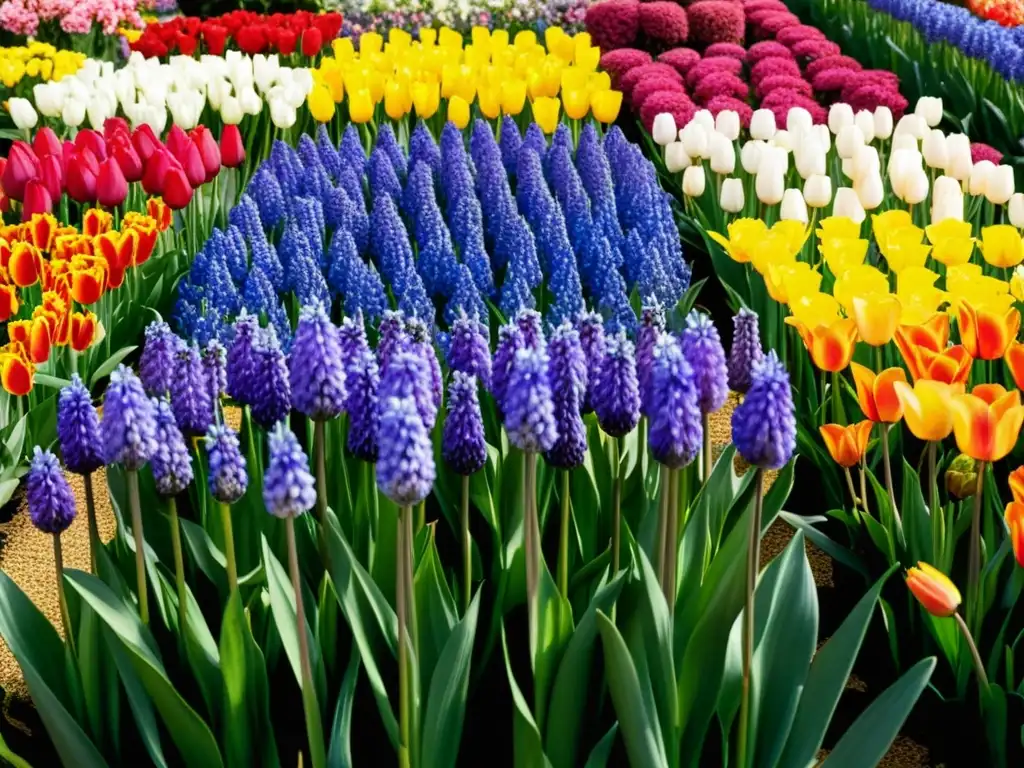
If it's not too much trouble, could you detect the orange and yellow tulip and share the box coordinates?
[1010,465,1024,504]
[1006,501,1024,568]
[9,242,41,287]
[819,237,868,277]
[905,562,961,617]
[949,388,1024,462]
[898,340,972,385]
[851,363,906,422]
[83,208,113,237]
[145,198,172,232]
[820,420,874,467]
[893,379,957,441]
[786,316,858,372]
[27,213,57,252]
[895,313,949,355]
[851,293,900,346]
[0,344,32,396]
[0,284,18,323]
[956,299,1021,360]
[70,311,95,352]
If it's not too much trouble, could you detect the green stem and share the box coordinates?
[558,470,571,600]
[524,451,539,639]
[314,420,331,571]
[881,424,901,531]
[462,474,472,614]
[664,469,680,610]
[397,505,411,768]
[737,469,765,768]
[844,467,859,510]
[168,497,188,638]
[967,461,986,634]
[405,496,419,677]
[702,412,712,484]
[416,500,425,533]
[656,464,670,593]
[53,534,75,656]
[859,459,870,518]
[83,472,100,574]
[126,469,148,625]
[611,436,622,575]
[953,611,991,695]
[220,503,238,595]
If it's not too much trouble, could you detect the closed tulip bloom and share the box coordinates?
[855,170,884,210]
[851,293,900,346]
[448,95,470,130]
[652,112,677,146]
[804,174,832,208]
[741,140,763,175]
[22,180,52,220]
[854,110,875,143]
[780,188,808,224]
[591,90,623,124]
[786,316,858,372]
[851,363,906,423]
[906,562,960,617]
[681,122,708,159]
[220,125,245,168]
[749,108,775,141]
[828,103,854,135]
[756,168,784,206]
[720,178,744,213]
[986,165,1015,205]
[1009,194,1024,228]
[949,389,1024,463]
[716,109,740,141]
[957,299,1021,360]
[665,142,689,173]
[682,165,705,197]
[709,133,735,175]
[915,97,943,128]
[874,106,893,139]
[944,133,973,180]
[930,176,964,224]
[1004,342,1024,392]
[969,160,994,197]
[832,187,866,223]
[820,420,873,468]
[533,97,561,134]
[349,89,374,123]
[1005,502,1024,568]
[921,130,948,170]
[96,157,128,208]
[836,124,864,159]
[978,225,1024,269]
[893,379,956,441]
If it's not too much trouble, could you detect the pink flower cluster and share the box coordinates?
[585,0,745,53]
[0,0,141,37]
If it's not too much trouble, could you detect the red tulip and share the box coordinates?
[132,124,160,163]
[75,130,106,161]
[190,126,221,182]
[163,167,194,209]
[103,117,130,141]
[301,27,322,57]
[166,124,190,163]
[61,140,74,172]
[203,23,228,56]
[66,149,98,203]
[39,154,63,200]
[314,12,343,41]
[110,137,143,182]
[176,31,198,56]
[275,28,298,56]
[22,180,52,220]
[2,142,41,201]
[0,158,9,212]
[97,157,128,208]
[32,127,61,159]
[220,124,245,168]
[141,149,174,196]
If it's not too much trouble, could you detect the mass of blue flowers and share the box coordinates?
[172,119,690,350]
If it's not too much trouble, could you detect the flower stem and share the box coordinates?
[416,501,425,533]
[53,534,75,656]
[314,420,331,571]
[859,458,871,517]
[611,436,622,576]
[220,503,238,595]
[396,505,411,768]
[664,468,680,610]
[524,452,539,636]
[83,472,100,574]
[737,468,765,768]
[286,516,326,768]
[953,611,991,695]
[404,496,419,671]
[881,424,901,530]
[967,461,986,633]
[126,469,148,625]
[168,497,188,638]
[702,412,712,484]
[558,470,571,600]
[844,467,859,509]
[462,474,472,614]
[928,441,938,516]
[656,464,670,593]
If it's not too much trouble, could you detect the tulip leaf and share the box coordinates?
[33,373,73,391]
[104,635,168,768]
[328,647,360,768]
[820,657,936,768]
[779,512,868,578]
[502,627,553,768]
[414,529,458,688]
[531,562,574,732]
[88,345,138,387]
[583,724,619,768]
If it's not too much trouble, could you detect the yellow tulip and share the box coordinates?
[588,71,612,92]
[708,219,770,264]
[320,61,344,102]
[545,26,566,54]
[820,237,868,277]
[348,89,374,124]
[411,81,439,119]
[576,44,600,72]
[448,95,471,130]
[817,216,862,241]
[384,81,410,120]
[389,28,412,49]
[561,66,589,94]
[308,84,335,123]
[749,232,797,276]
[789,291,842,329]
[419,27,437,46]
[515,30,537,48]
[871,210,915,250]
[439,28,463,49]
[478,85,501,119]
[925,219,975,266]
[1011,267,1024,302]
[786,311,859,372]
[764,261,821,305]
[472,26,491,48]
[532,96,561,134]
[979,225,1024,268]
[833,265,889,314]
[771,220,812,258]
[562,89,590,120]
[367,71,386,103]
[852,292,902,346]
[491,29,509,49]
[885,240,931,273]
[590,90,622,124]
[893,380,958,441]
[360,32,383,55]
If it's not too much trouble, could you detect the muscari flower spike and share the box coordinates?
[376,368,436,507]
[251,325,292,429]
[171,343,214,436]
[290,303,347,421]
[544,321,588,470]
[491,322,526,414]
[447,310,492,388]
[648,335,703,469]
[151,398,194,497]
[205,424,248,504]
[592,330,641,438]
[102,365,158,470]
[576,309,606,414]
[636,300,665,417]
[227,312,259,406]
[680,311,729,415]
[504,346,558,454]
[340,314,380,462]
[26,447,76,534]
[139,319,181,397]
[263,422,317,519]
[57,374,103,475]
[442,371,487,476]
[731,351,796,471]
[379,336,437,431]
[203,339,227,409]
[728,307,765,394]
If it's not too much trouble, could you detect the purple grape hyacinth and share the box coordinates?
[544,322,587,469]
[592,331,641,438]
[504,347,558,454]
[447,310,492,388]
[102,365,158,470]
[377,393,436,507]
[341,315,380,462]
[151,399,194,497]
[171,343,214,436]
[637,302,665,417]
[680,311,729,415]
[251,326,292,429]
[576,310,606,414]
[26,447,76,534]
[263,423,317,519]
[205,424,248,504]
[380,346,437,431]
[139,320,181,397]
[442,372,487,476]
[203,339,227,410]
[491,322,525,414]
[290,303,347,421]
[227,312,259,405]
[647,336,703,469]
[57,374,103,475]
[731,352,796,470]
[728,308,764,394]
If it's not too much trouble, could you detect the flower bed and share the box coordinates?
[334,0,589,37]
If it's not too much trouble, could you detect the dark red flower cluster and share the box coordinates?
[585,0,744,54]
[129,11,343,59]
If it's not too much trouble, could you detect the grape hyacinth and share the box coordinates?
[102,365,158,470]
[150,399,194,497]
[26,447,76,534]
[202,339,227,412]
[205,424,248,504]
[636,301,665,417]
[290,303,347,421]
[447,310,492,388]
[576,310,606,414]
[442,372,487,476]
[680,311,729,415]
[251,326,292,430]
[492,322,526,414]
[504,347,558,454]
[263,423,317,519]
[377,391,436,507]
[139,320,181,397]
[57,375,103,475]
[227,312,259,405]
[728,308,764,394]
[171,343,214,436]
[380,346,437,432]
[544,322,588,470]
[340,315,380,462]
[731,352,797,471]
[592,331,641,438]
[648,336,703,469]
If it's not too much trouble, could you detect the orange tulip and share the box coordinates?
[1004,342,1024,392]
[27,213,57,252]
[146,198,173,231]
[905,562,961,617]
[820,421,874,467]
[895,313,949,355]
[1006,502,1024,568]
[39,293,69,347]
[0,284,18,322]
[850,363,906,422]
[0,238,10,271]
[956,299,1020,360]
[949,389,1024,462]
[95,229,139,289]
[82,208,112,237]
[785,317,858,372]
[70,311,96,352]
[1010,465,1024,504]
[70,265,104,305]
[9,242,42,288]
[898,340,973,385]
[893,379,957,441]
[0,345,33,396]
[126,220,158,265]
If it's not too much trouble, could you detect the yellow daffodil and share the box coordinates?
[979,225,1024,268]
[820,237,868,277]
[925,219,975,266]
[817,216,862,240]
[590,90,622,124]
[532,96,561,134]
[708,219,770,265]
[833,265,889,314]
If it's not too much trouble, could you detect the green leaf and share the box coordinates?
[583,724,619,768]
[779,567,895,767]
[413,530,458,687]
[88,345,138,387]
[532,564,574,731]
[596,611,668,768]
[821,657,936,768]
[104,637,168,768]
[900,459,932,564]
[421,591,481,768]
[3,411,27,462]
[779,512,868,578]
[328,647,361,768]
[502,627,553,768]
[33,374,73,391]
[0,570,107,768]
[0,477,22,511]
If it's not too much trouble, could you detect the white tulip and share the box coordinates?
[652,112,677,146]
[888,148,923,193]
[873,106,893,140]
[741,140,763,175]
[7,98,36,130]
[239,87,263,116]
[207,76,231,112]
[894,114,927,140]
[693,108,715,132]
[167,90,203,129]
[902,168,930,205]
[891,134,918,153]
[268,96,297,129]
[986,165,1015,205]
[855,171,885,210]
[253,54,281,93]
[720,177,745,213]
[780,188,809,223]
[854,110,875,143]
[771,129,793,152]
[787,106,812,137]
[760,145,789,176]
[86,98,115,131]
[220,95,244,125]
[709,133,735,175]
[969,160,995,196]
[715,110,740,141]
[756,171,785,205]
[828,102,854,135]
[680,122,708,159]
[795,138,826,179]
[682,165,706,197]
[750,108,776,141]
[841,157,856,181]
[804,174,833,208]
[944,133,973,180]
[665,141,690,173]
[851,145,880,182]
[814,123,832,151]
[833,187,866,223]
[289,68,314,102]
[836,124,864,159]
[32,82,64,118]
[1009,193,1024,228]
[931,175,964,223]
[915,96,943,128]
[61,97,86,128]
[921,129,948,170]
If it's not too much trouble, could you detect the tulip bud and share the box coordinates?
[891,134,918,153]
[854,110,875,143]
[905,562,960,618]
[750,108,776,141]
[75,129,106,162]
[894,114,927,140]
[39,154,63,200]
[190,126,221,183]
[945,133,973,180]
[32,126,61,159]
[166,124,190,162]
[795,138,826,179]
[220,124,245,169]
[919,129,947,171]
[780,188,808,223]
[665,142,689,173]
[945,454,978,500]
[652,112,677,146]
[142,149,174,196]
[873,106,893,140]
[772,129,793,153]
[902,168,929,205]
[828,102,854,135]
[915,96,943,128]
[756,169,785,206]
[969,160,994,197]
[715,110,740,141]
[814,123,832,151]
[682,165,705,197]
[1010,193,1024,228]
[931,175,964,223]
[220,95,244,125]
[709,133,735,175]
[741,140,763,175]
[66,150,98,203]
[803,174,832,208]
[720,177,744,213]
[836,124,864,159]
[22,180,52,220]
[111,140,143,183]
[180,140,206,188]
[693,109,715,133]
[786,107,812,137]
[1,141,39,201]
[681,122,708,160]
[132,124,160,163]
[61,97,86,128]
[855,170,884,210]
[833,186,866,223]
[8,97,37,131]
[841,157,856,181]
[96,158,128,208]
[163,167,194,209]
[888,148,923,195]
[851,145,880,182]
[985,165,1015,205]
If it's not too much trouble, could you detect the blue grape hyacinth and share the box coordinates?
[728,308,764,394]
[647,336,702,469]
[57,374,103,475]
[102,365,158,470]
[290,303,347,421]
[442,372,487,476]
[26,447,76,534]
[377,393,436,507]
[263,423,317,519]
[205,424,248,504]
[592,331,640,439]
[731,352,796,471]
[504,347,558,454]
[151,399,194,497]
[680,311,728,415]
